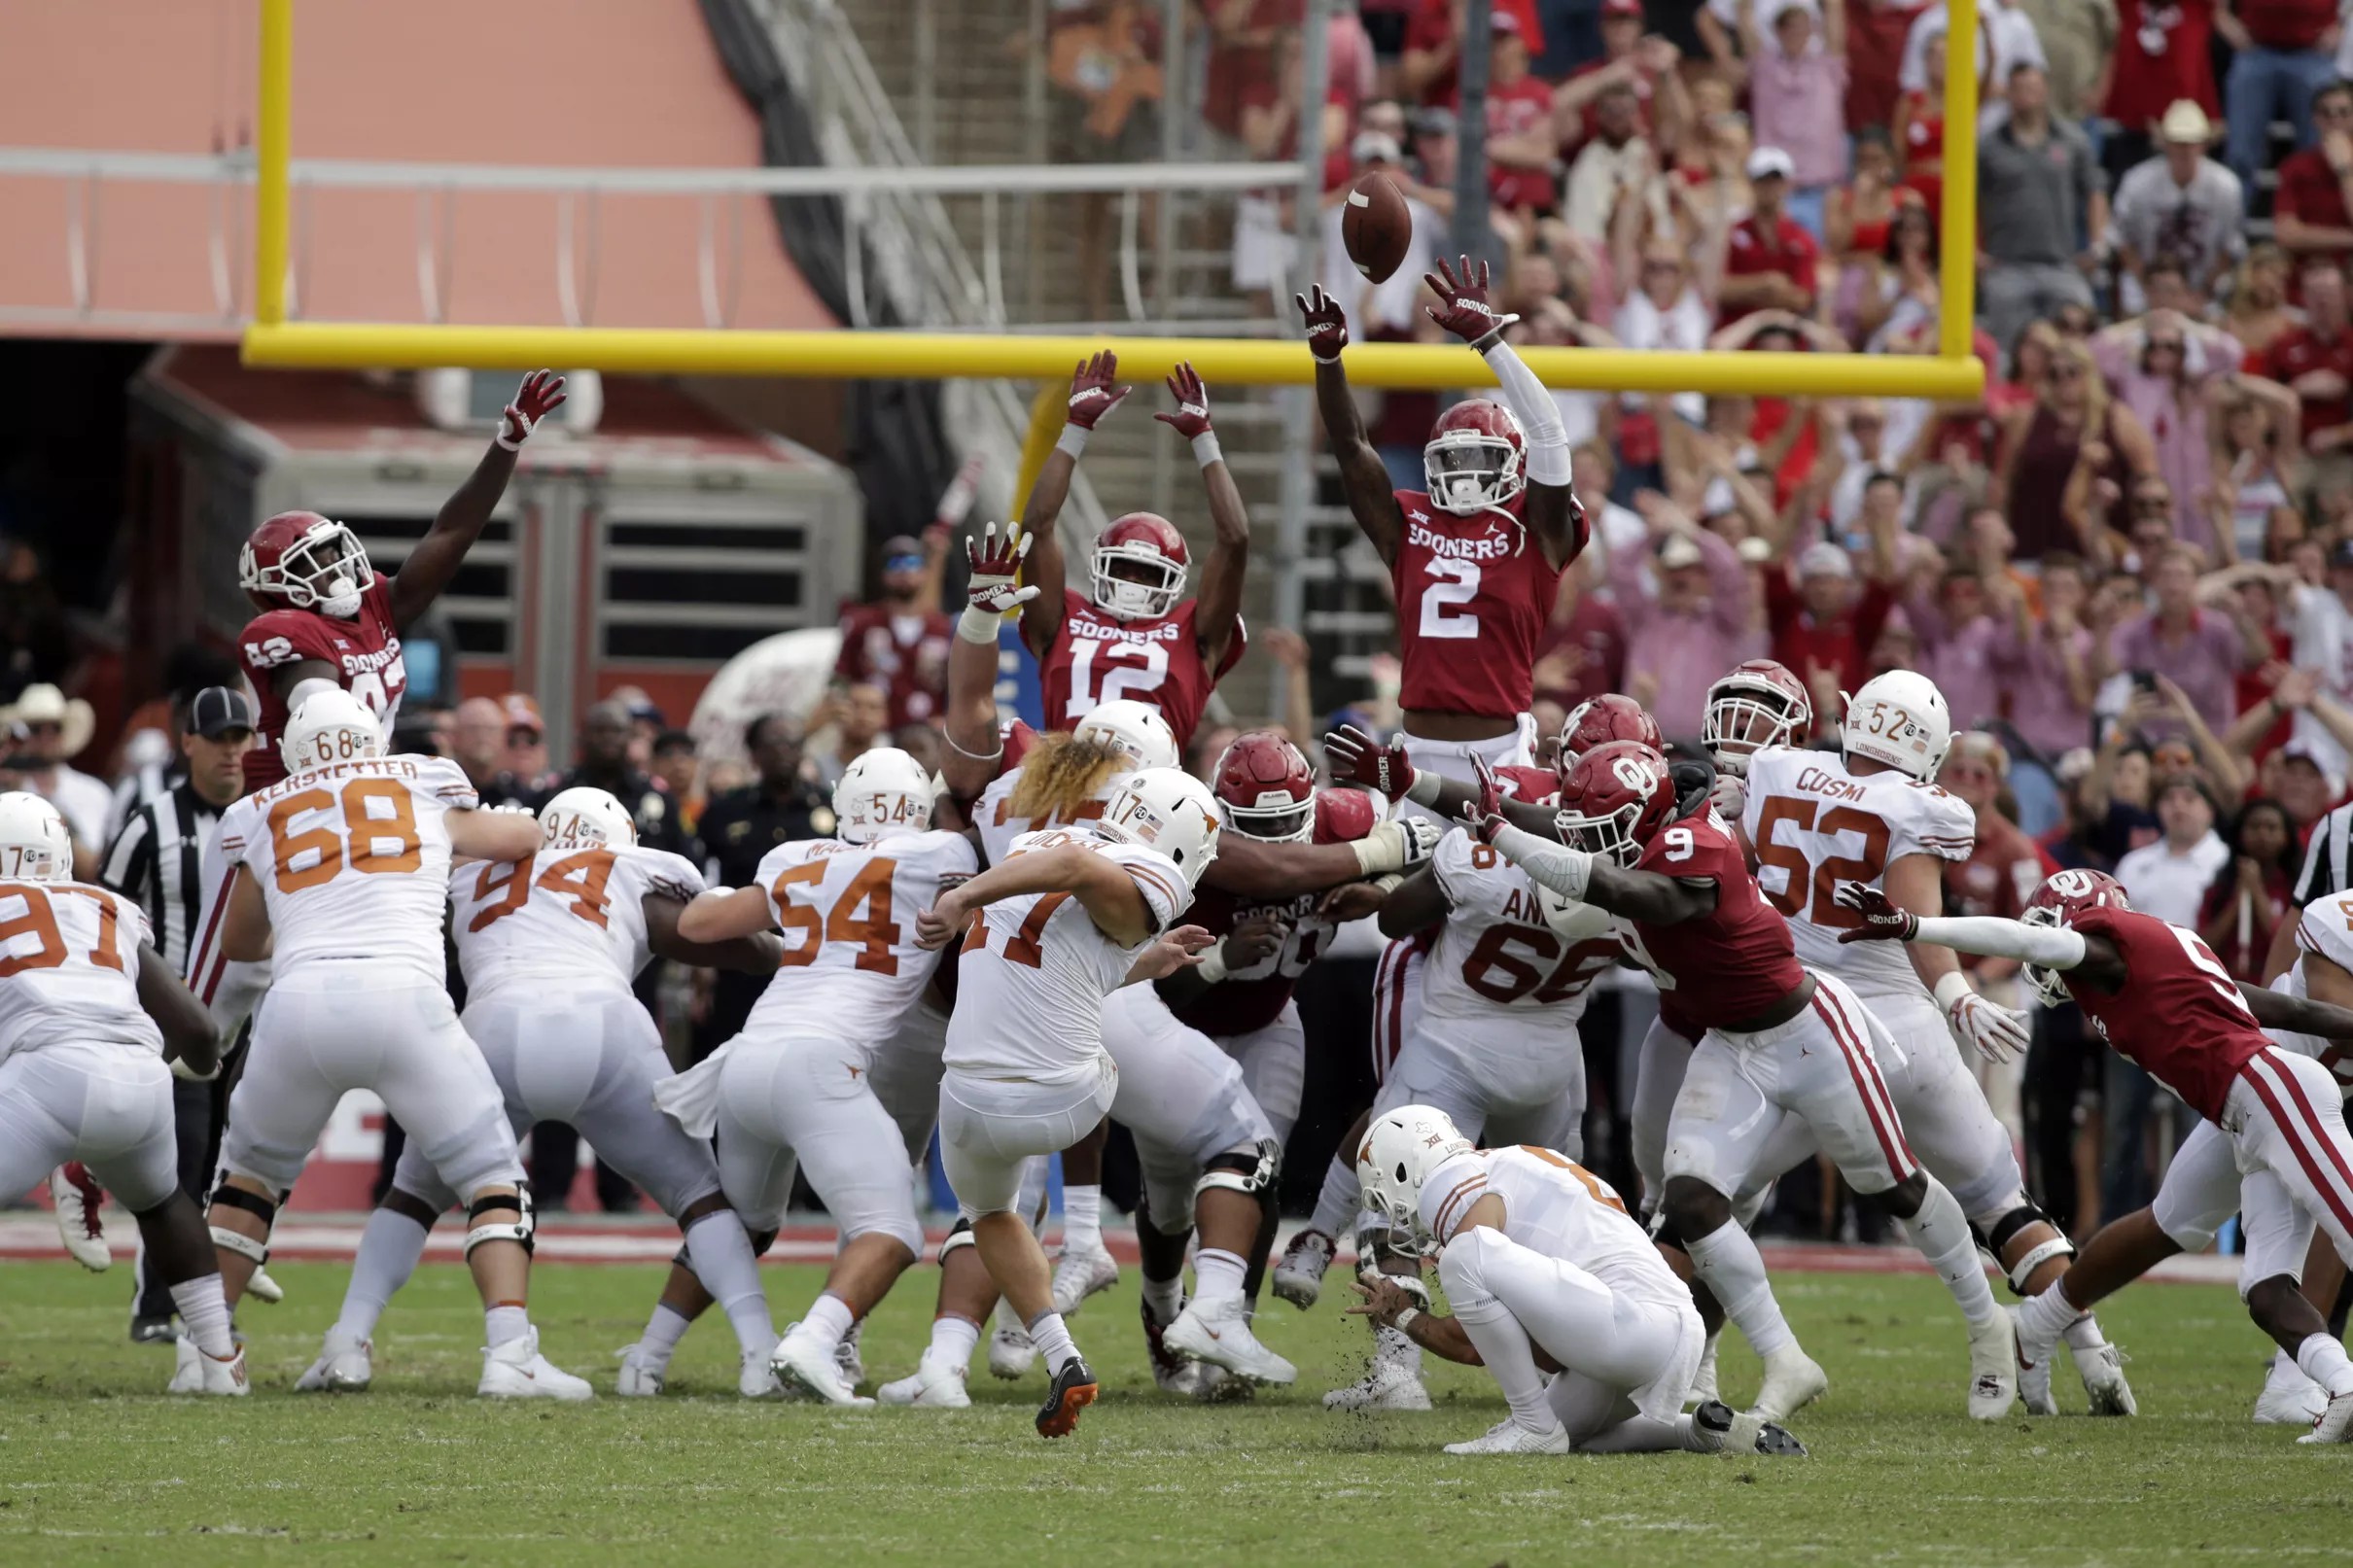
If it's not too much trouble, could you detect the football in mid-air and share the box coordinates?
[1342,173,1412,283]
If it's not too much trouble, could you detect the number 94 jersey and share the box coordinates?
[448,845,707,998]
[747,829,980,1055]
[1740,748,1975,1003]
[1391,490,1561,718]
[0,880,161,1065]
[1039,589,1246,749]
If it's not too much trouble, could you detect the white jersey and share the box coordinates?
[1741,747,1974,1001]
[449,845,705,1000]
[1418,829,1619,1089]
[747,828,979,1057]
[216,755,477,987]
[0,880,161,1064]
[1420,1145,1683,1311]
[2269,893,2353,1099]
[945,827,1190,1080]
[974,764,1117,868]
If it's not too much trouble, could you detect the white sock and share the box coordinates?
[2297,1332,2353,1399]
[334,1205,432,1342]
[1374,1322,1422,1374]
[796,1291,855,1352]
[1063,1186,1103,1255]
[168,1273,235,1358]
[1193,1247,1247,1308]
[639,1303,692,1371]
[1450,1295,1556,1431]
[1898,1177,2000,1330]
[485,1305,531,1349]
[926,1313,982,1370]
[684,1211,775,1358]
[2061,1312,2108,1353]
[1024,1309,1080,1375]
[1308,1158,1361,1239]
[2271,1347,2317,1387]
[1685,1222,1797,1358]
[2015,1280,2083,1349]
[1141,1272,1184,1324]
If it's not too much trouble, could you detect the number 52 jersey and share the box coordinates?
[449,845,708,997]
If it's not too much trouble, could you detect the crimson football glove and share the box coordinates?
[1834,883,1919,942]
[1154,362,1213,439]
[1295,285,1351,365]
[497,370,567,451]
[1324,723,1416,800]
[965,521,1038,616]
[1456,754,1510,846]
[1066,351,1131,431]
[1423,256,1520,347]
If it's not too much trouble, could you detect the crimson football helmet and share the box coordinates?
[1703,659,1814,778]
[1558,694,1665,775]
[1091,512,1189,621]
[1553,740,1676,865]
[1424,399,1527,515]
[1212,730,1317,843]
[2019,868,2131,1005]
[240,510,374,619]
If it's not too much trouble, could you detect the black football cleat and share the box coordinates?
[1036,1355,1100,1439]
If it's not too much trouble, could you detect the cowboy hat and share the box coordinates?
[3,683,96,759]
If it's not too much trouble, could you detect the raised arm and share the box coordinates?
[1156,363,1248,668]
[1831,884,2128,988]
[942,521,1039,797]
[1323,725,1560,838]
[1019,355,1131,656]
[388,371,565,629]
[1299,285,1408,566]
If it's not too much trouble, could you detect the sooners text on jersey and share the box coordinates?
[239,575,408,794]
[1037,588,1245,749]
[1622,806,1807,1034]
[2067,905,2267,1122]
[1173,789,1378,1037]
[1391,490,1561,718]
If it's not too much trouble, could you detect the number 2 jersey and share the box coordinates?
[448,845,707,1001]
[2063,906,2266,1122]
[747,828,979,1058]
[212,755,476,987]
[1037,588,1246,749]
[1741,747,1975,1003]
[1170,788,1380,1038]
[0,880,160,1065]
[947,828,1190,1081]
[238,575,409,793]
[1391,490,1563,718]
[1622,805,1807,1035]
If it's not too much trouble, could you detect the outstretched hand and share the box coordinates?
[964,521,1039,616]
[1154,362,1213,438]
[1456,754,1509,846]
[1423,255,1519,345]
[1132,924,1217,983]
[1067,351,1131,431]
[1296,284,1351,364]
[1833,883,1919,943]
[497,370,568,450]
[1323,723,1416,799]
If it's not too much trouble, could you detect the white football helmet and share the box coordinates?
[1841,670,1953,781]
[832,746,935,844]
[540,786,639,851]
[0,791,73,884]
[1356,1105,1475,1247]
[1074,699,1179,771]
[1094,766,1222,886]
[281,688,382,774]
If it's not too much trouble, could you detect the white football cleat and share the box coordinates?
[1968,1313,2019,1420]
[613,1342,668,1396]
[1050,1245,1121,1317]
[835,1318,865,1390]
[294,1327,373,1393]
[478,1329,593,1401]
[1160,1295,1296,1385]
[1321,1357,1432,1411]
[1272,1230,1335,1309]
[773,1328,875,1408]
[2019,1340,2057,1416]
[51,1164,110,1272]
[169,1337,249,1396]
[167,1337,203,1394]
[1687,1331,1721,1407]
[878,1356,972,1409]
[2300,1389,2353,1445]
[2073,1341,2136,1416]
[740,1349,784,1399]
[987,1321,1036,1380]
[1443,1416,1570,1455]
[2255,1354,2328,1425]
[246,1267,285,1305]
[1752,1344,1829,1423]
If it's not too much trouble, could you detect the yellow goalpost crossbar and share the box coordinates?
[239,0,1983,401]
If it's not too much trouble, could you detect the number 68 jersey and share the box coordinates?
[448,844,707,999]
[1740,746,1975,1002]
[0,880,162,1065]
[747,829,980,1056]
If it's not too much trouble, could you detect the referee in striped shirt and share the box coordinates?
[100,685,255,1340]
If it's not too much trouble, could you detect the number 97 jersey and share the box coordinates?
[1741,747,1976,1002]
[1039,589,1246,749]
[238,575,408,793]
[448,845,707,998]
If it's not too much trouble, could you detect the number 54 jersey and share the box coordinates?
[1740,747,1975,1002]
[448,845,707,997]
[747,829,980,1056]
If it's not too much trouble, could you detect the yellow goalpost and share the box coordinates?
[236,0,1983,402]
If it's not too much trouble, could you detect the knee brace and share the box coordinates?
[206,1181,277,1266]
[937,1217,975,1264]
[463,1183,536,1259]
[1194,1138,1282,1203]
[1983,1202,2074,1294]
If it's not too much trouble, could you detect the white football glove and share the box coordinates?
[1943,979,2031,1065]
[1709,772,1748,823]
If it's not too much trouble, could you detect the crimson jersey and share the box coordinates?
[2064,907,2267,1123]
[1037,588,1246,749]
[1620,806,1806,1034]
[237,575,408,794]
[1391,491,1563,719]
[1171,789,1380,1037]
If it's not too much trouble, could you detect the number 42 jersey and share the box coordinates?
[448,845,707,998]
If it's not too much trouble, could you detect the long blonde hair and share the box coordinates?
[1009,731,1129,825]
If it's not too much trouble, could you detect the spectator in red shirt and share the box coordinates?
[1845,0,1935,130]
[1718,147,1823,326]
[1556,0,1687,149]
[2101,0,2220,186]
[2273,80,2353,272]
[1763,529,1900,713]
[832,530,952,729]
[1401,0,1545,104]
[2218,0,2344,195]
[1461,10,1563,212]
[2263,257,2353,492]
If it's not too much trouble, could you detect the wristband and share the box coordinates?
[956,605,1003,645]
[1404,771,1443,807]
[1055,424,1091,459]
[1932,970,1975,1015]
[1368,872,1405,896]
[1191,432,1222,469]
[1470,327,1507,354]
[1392,1306,1421,1333]
[1195,943,1230,984]
[1353,823,1406,875]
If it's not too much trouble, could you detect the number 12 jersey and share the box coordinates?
[1037,588,1245,749]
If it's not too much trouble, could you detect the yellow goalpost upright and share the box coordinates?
[237,0,1983,405]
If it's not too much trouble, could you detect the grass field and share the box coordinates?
[1,1257,2344,1566]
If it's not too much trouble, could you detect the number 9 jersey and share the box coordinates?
[1391,490,1561,719]
[238,576,407,794]
[1038,588,1247,749]
[449,845,708,998]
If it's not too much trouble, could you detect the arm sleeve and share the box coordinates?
[1911,914,2089,967]
[1489,822,1594,902]
[1480,340,1570,487]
